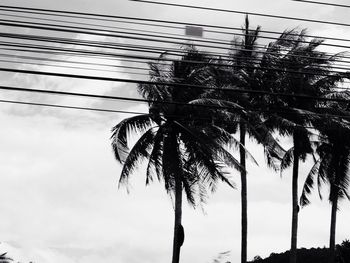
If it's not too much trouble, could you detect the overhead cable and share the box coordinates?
[0,69,349,102]
[1,41,349,78]
[1,4,350,44]
[2,86,350,120]
[129,0,350,27]
[2,20,350,63]
[292,0,350,8]
[0,99,144,114]
[2,13,350,52]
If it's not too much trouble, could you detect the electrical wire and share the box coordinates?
[2,41,349,78]
[3,49,350,88]
[2,30,350,79]
[3,32,350,73]
[1,84,350,105]
[0,59,154,77]
[3,12,350,53]
[1,30,350,78]
[0,8,349,92]
[2,37,349,73]
[3,14,350,53]
[292,0,350,8]
[1,4,350,45]
[0,70,349,104]
[2,86,350,121]
[129,0,350,27]
[3,19,350,66]
[0,53,153,72]
[0,99,145,115]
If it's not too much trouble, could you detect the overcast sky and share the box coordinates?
[0,0,350,262]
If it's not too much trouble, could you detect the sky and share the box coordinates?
[0,0,350,262]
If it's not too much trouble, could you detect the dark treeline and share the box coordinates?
[249,239,350,263]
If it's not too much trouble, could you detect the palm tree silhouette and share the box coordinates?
[111,47,243,263]
[301,119,350,263]
[202,16,285,263]
[268,29,348,263]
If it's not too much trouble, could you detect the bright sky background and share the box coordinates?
[0,0,350,262]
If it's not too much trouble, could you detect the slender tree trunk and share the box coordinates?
[164,131,183,263]
[329,188,339,263]
[172,177,183,263]
[290,147,300,263]
[240,123,247,263]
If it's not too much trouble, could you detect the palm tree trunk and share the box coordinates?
[171,169,183,263]
[329,189,339,263]
[240,122,247,263]
[164,131,184,263]
[290,147,300,263]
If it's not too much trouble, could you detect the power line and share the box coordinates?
[2,96,350,133]
[0,49,168,71]
[3,48,350,88]
[2,88,350,121]
[3,13,350,52]
[2,52,348,80]
[0,21,349,82]
[0,53,152,71]
[0,12,240,48]
[1,30,350,78]
[4,30,350,71]
[3,22,350,66]
[129,0,350,27]
[1,4,350,45]
[0,73,349,105]
[292,0,350,8]
[2,41,349,78]
[0,19,233,50]
[0,21,237,53]
[1,98,349,131]
[0,52,155,72]
[4,46,350,88]
[3,19,350,65]
[2,34,350,78]
[0,59,154,77]
[3,14,350,52]
[0,99,145,115]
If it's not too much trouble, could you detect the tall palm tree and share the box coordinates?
[204,16,285,263]
[267,29,348,263]
[111,47,243,263]
[300,119,350,263]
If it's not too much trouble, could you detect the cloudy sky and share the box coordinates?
[0,0,350,262]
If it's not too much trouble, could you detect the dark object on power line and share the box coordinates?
[185,26,203,37]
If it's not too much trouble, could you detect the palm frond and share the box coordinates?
[145,126,165,185]
[208,124,259,166]
[280,147,294,175]
[111,114,154,163]
[175,120,243,174]
[118,127,157,188]
[300,159,320,207]
[178,122,237,190]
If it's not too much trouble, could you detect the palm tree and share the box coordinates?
[203,16,285,263]
[267,29,348,263]
[300,119,350,263]
[111,47,243,263]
